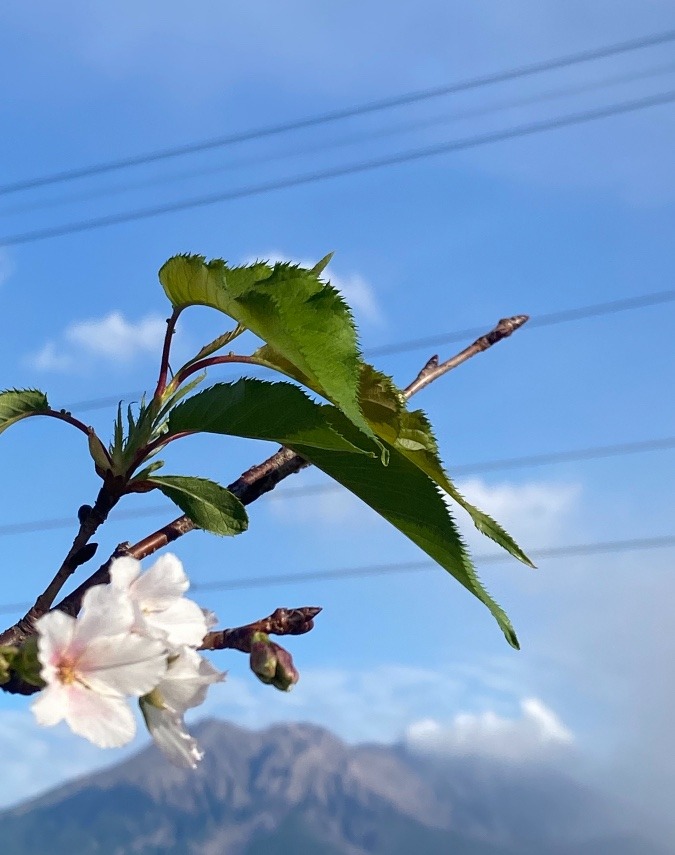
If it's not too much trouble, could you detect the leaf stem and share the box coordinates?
[153,307,182,400]
[169,353,261,391]
[42,409,91,437]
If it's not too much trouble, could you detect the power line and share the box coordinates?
[2,88,674,248]
[0,434,672,538]
[191,534,675,592]
[58,287,675,415]
[2,29,675,197]
[5,60,675,219]
[368,289,675,356]
[0,533,672,614]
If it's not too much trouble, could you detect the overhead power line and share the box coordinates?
[368,289,675,356]
[5,60,675,219]
[2,89,674,247]
[0,435,672,538]
[0,533,672,615]
[2,29,674,197]
[192,534,675,592]
[60,287,675,415]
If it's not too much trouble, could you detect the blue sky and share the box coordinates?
[0,0,674,838]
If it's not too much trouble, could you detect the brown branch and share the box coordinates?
[7,484,120,644]
[0,314,527,673]
[403,315,529,397]
[199,606,322,652]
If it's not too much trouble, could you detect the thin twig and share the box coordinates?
[6,485,121,643]
[153,307,182,400]
[41,409,91,437]
[200,606,321,652]
[403,315,529,397]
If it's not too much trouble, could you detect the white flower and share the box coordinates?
[31,585,167,748]
[140,647,224,768]
[108,554,209,648]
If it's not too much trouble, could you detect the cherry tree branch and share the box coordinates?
[0,314,527,663]
[199,606,322,652]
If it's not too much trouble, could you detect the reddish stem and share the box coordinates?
[42,410,91,437]
[170,353,260,390]
[153,307,182,400]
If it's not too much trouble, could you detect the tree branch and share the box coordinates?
[199,606,321,652]
[403,314,529,397]
[0,314,527,664]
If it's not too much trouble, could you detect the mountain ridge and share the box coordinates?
[1,718,667,855]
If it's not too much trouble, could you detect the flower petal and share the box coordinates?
[63,683,137,747]
[108,556,142,591]
[77,584,135,644]
[77,633,167,697]
[34,610,76,679]
[159,648,224,713]
[140,699,203,768]
[131,553,189,609]
[143,597,208,648]
[31,682,69,727]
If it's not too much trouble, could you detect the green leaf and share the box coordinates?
[289,427,519,649]
[158,254,378,446]
[167,378,375,456]
[131,459,165,483]
[170,380,518,647]
[391,409,534,568]
[0,389,49,435]
[147,475,248,536]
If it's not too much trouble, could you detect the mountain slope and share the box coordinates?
[1,720,667,855]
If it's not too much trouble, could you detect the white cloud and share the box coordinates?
[26,311,167,372]
[404,697,574,764]
[65,311,166,361]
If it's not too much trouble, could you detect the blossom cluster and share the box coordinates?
[31,554,223,768]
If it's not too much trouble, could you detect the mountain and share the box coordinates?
[1,720,666,855]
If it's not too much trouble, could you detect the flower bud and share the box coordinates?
[270,643,299,692]
[249,632,277,684]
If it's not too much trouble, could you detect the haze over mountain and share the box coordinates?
[1,720,667,855]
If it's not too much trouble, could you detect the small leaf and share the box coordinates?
[190,325,245,364]
[132,460,165,483]
[0,389,49,435]
[87,429,111,473]
[147,475,248,536]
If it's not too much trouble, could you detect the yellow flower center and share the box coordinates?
[56,658,78,685]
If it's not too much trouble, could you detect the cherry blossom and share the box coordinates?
[108,553,209,648]
[140,647,224,767]
[31,584,167,748]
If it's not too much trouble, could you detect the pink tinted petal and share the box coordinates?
[63,683,137,747]
[159,648,224,713]
[78,634,167,697]
[140,699,203,768]
[31,683,69,727]
[132,554,189,609]
[108,556,142,591]
[77,585,134,644]
[145,598,208,648]
[35,610,76,673]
